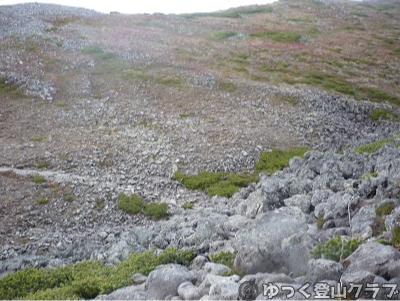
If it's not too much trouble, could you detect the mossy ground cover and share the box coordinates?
[310,235,363,262]
[117,193,168,219]
[173,171,258,198]
[353,136,396,154]
[250,30,302,42]
[255,147,310,174]
[369,108,399,122]
[174,147,310,197]
[0,248,195,300]
[180,6,272,19]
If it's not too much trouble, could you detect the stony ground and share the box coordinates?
[0,0,400,295]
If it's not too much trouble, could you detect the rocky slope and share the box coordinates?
[1,0,400,299]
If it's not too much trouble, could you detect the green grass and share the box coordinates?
[0,248,195,300]
[0,78,22,97]
[181,202,194,210]
[209,251,236,267]
[310,236,363,262]
[254,147,311,174]
[153,76,180,86]
[31,136,46,142]
[33,175,46,184]
[174,146,310,197]
[37,198,49,205]
[65,195,74,202]
[250,30,301,42]
[210,30,237,40]
[219,81,237,92]
[37,161,49,169]
[375,201,396,217]
[117,193,144,214]
[356,87,400,105]
[117,193,168,218]
[369,108,399,122]
[123,70,180,86]
[353,137,395,154]
[392,225,400,249]
[143,202,168,219]
[360,172,378,180]
[173,171,258,198]
[82,44,114,61]
[180,6,272,19]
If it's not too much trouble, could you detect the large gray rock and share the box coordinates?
[342,242,400,279]
[178,281,202,300]
[209,282,240,300]
[204,262,231,276]
[95,284,148,300]
[350,205,376,239]
[239,176,291,216]
[199,274,240,296]
[314,192,358,221]
[234,207,308,274]
[284,194,312,214]
[306,259,343,283]
[145,264,193,299]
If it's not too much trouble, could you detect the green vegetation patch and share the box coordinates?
[181,202,194,210]
[82,44,114,60]
[37,198,49,204]
[369,108,399,122]
[209,251,236,267]
[357,87,400,106]
[360,172,378,180]
[310,236,364,262]
[180,6,272,19]
[174,146,310,197]
[123,69,180,86]
[143,202,168,219]
[117,193,168,218]
[250,30,301,42]
[33,174,46,184]
[376,201,396,217]
[31,136,47,142]
[0,78,22,97]
[210,30,237,40]
[255,147,310,174]
[353,137,395,154]
[173,171,258,198]
[219,81,237,92]
[0,248,195,300]
[37,161,49,169]
[392,225,400,249]
[117,193,144,214]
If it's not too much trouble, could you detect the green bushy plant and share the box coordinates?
[255,147,310,174]
[353,137,395,154]
[181,202,194,210]
[0,248,195,300]
[209,251,236,267]
[143,202,168,219]
[117,192,144,214]
[310,236,363,262]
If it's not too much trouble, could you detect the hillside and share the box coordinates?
[1,0,400,299]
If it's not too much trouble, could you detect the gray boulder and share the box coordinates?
[306,259,343,283]
[284,194,312,214]
[95,284,148,300]
[199,274,240,296]
[209,282,240,300]
[342,242,400,278]
[145,264,193,299]
[178,281,202,300]
[204,262,231,276]
[234,207,308,274]
[350,205,376,239]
